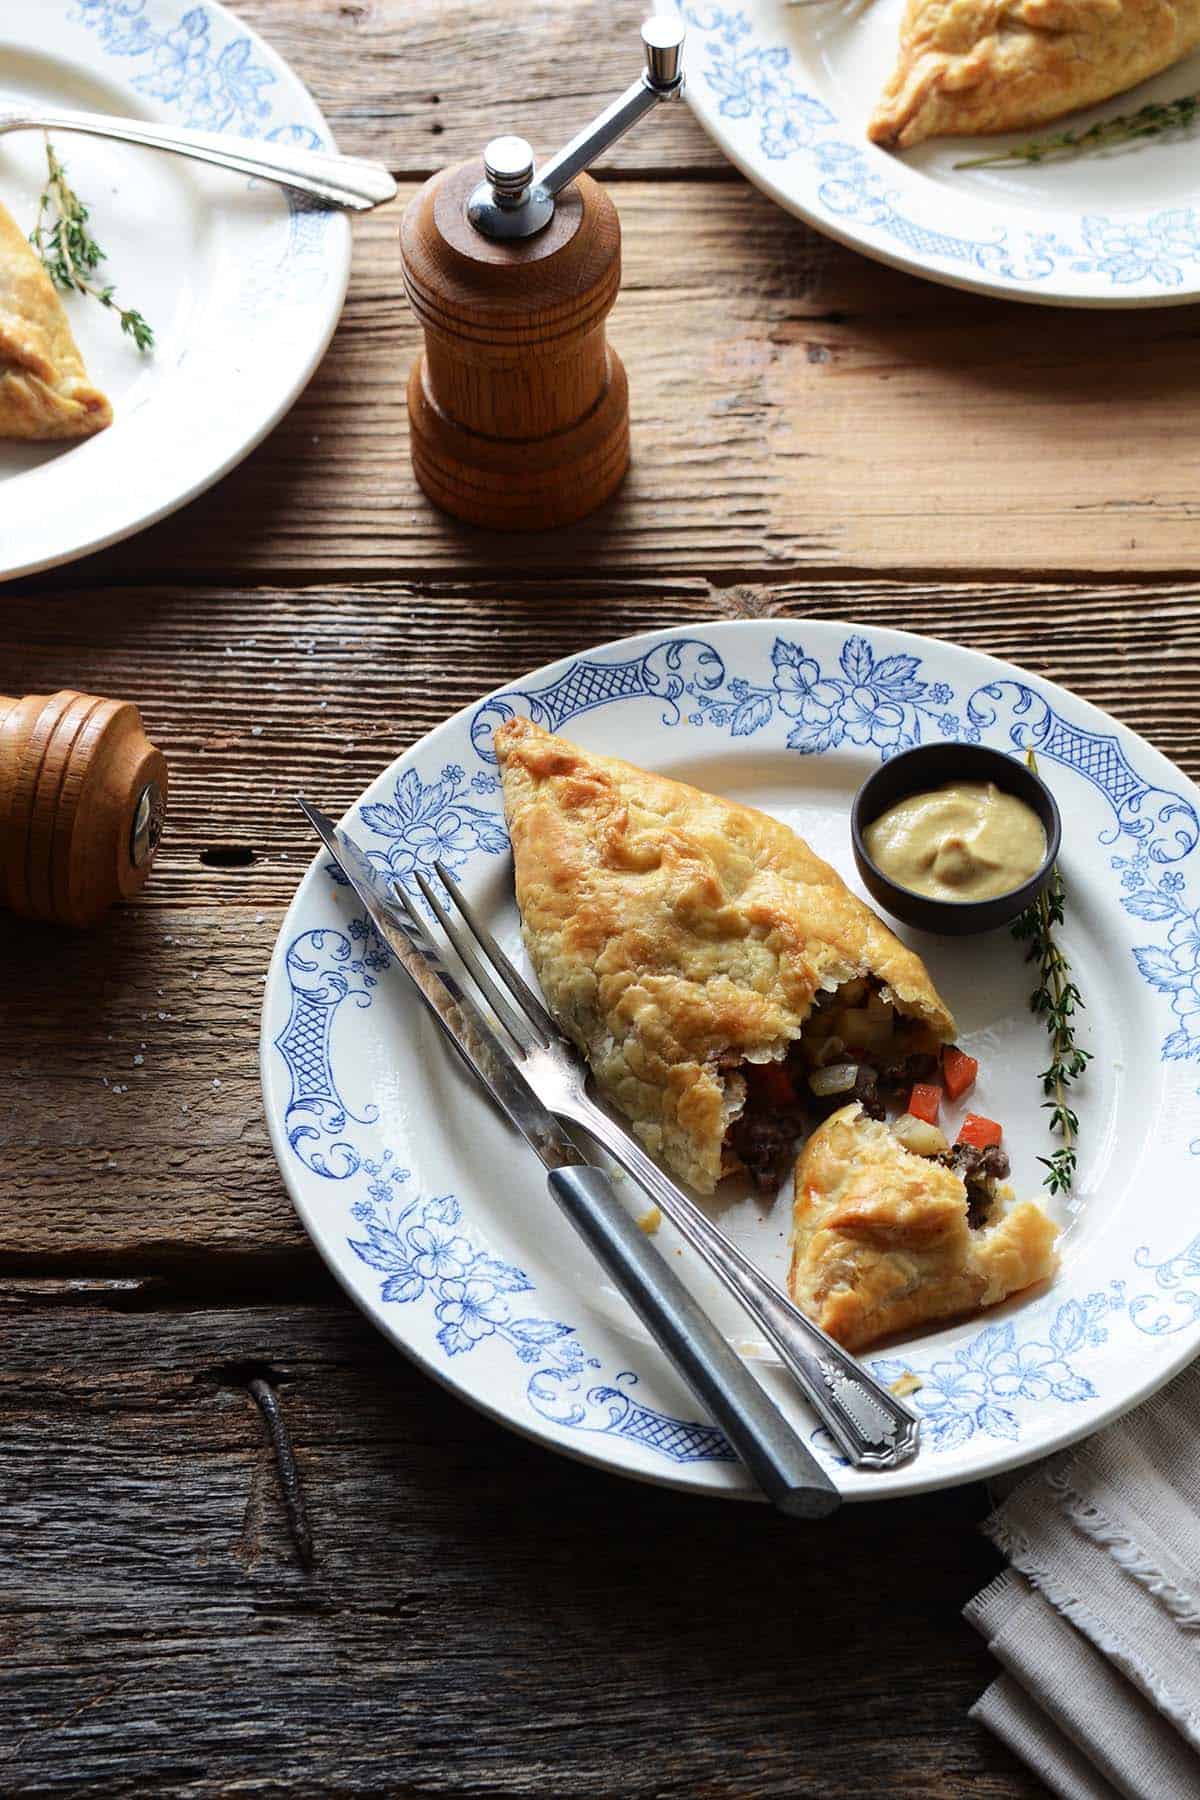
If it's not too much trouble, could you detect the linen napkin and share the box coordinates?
[965,1357,1200,1799]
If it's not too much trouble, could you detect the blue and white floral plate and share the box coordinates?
[0,0,350,579]
[675,2,1200,306]
[261,620,1200,1502]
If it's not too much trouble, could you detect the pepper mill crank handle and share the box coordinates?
[535,18,686,199]
[467,17,685,241]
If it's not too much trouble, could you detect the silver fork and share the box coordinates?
[404,859,921,1472]
[0,103,397,211]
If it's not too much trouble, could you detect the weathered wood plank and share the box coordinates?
[0,1299,1039,1798]
[5,576,1197,901]
[0,905,311,1275]
[63,189,1200,583]
[234,0,725,174]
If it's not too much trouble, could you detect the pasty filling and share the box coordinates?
[938,1141,1011,1228]
[720,977,950,1193]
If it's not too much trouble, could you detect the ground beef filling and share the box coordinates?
[938,1142,1010,1229]
[721,978,943,1192]
[727,1101,805,1191]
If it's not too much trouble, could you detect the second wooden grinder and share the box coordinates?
[400,17,686,532]
[0,690,166,928]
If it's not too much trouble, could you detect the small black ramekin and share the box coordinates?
[850,742,1062,936]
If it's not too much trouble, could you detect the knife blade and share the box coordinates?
[300,800,581,1172]
[298,799,840,1519]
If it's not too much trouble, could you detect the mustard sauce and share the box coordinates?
[865,781,1046,903]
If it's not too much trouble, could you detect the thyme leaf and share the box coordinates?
[30,140,154,352]
[1010,750,1090,1195]
[956,93,1200,169]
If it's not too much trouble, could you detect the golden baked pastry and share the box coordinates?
[494,715,955,1194]
[0,200,112,440]
[789,1104,1059,1350]
[869,0,1200,151]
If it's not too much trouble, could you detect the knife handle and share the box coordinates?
[546,1166,839,1520]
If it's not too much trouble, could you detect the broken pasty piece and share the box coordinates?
[789,1103,1059,1351]
[869,0,1200,151]
[0,200,112,439]
[494,715,955,1195]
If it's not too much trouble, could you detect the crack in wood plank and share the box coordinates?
[0,1300,1043,1797]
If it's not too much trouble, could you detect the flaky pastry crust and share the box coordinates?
[0,202,112,440]
[869,0,1200,151]
[789,1104,1059,1350]
[494,716,954,1192]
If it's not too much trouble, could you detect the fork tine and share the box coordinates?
[433,858,559,1044]
[410,868,539,1051]
[391,881,464,980]
[391,878,507,1024]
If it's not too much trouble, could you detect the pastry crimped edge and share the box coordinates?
[494,715,955,1193]
[789,1103,1059,1350]
[869,0,1200,151]
[0,201,112,440]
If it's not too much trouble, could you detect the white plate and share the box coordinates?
[674,0,1200,307]
[0,0,349,580]
[261,619,1200,1501]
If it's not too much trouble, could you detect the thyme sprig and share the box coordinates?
[1010,752,1091,1195]
[956,93,1200,169]
[30,140,154,351]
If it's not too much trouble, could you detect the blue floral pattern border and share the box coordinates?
[272,628,1200,1470]
[340,1149,737,1464]
[680,5,1200,295]
[71,0,335,301]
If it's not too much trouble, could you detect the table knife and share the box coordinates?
[300,800,839,1520]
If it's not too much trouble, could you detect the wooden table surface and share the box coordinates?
[7,3,1199,1793]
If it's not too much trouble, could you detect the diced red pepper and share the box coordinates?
[907,1082,942,1125]
[942,1045,979,1102]
[957,1113,1003,1151]
[758,1064,796,1109]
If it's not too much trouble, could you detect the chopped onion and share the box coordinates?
[809,1062,859,1097]
[892,1113,949,1157]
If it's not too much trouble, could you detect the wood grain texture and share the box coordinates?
[0,1298,1041,1799]
[0,903,311,1276]
[231,0,724,176]
[3,578,1196,904]
[69,189,1200,583]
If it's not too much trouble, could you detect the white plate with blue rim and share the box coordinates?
[672,1,1200,306]
[261,618,1200,1502]
[0,0,350,580]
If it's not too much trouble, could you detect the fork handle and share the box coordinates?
[547,1167,839,1519]
[1,107,396,212]
[570,1099,919,1471]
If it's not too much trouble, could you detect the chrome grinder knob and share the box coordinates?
[641,15,685,90]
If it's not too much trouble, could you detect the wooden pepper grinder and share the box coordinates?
[400,16,686,530]
[0,690,167,927]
